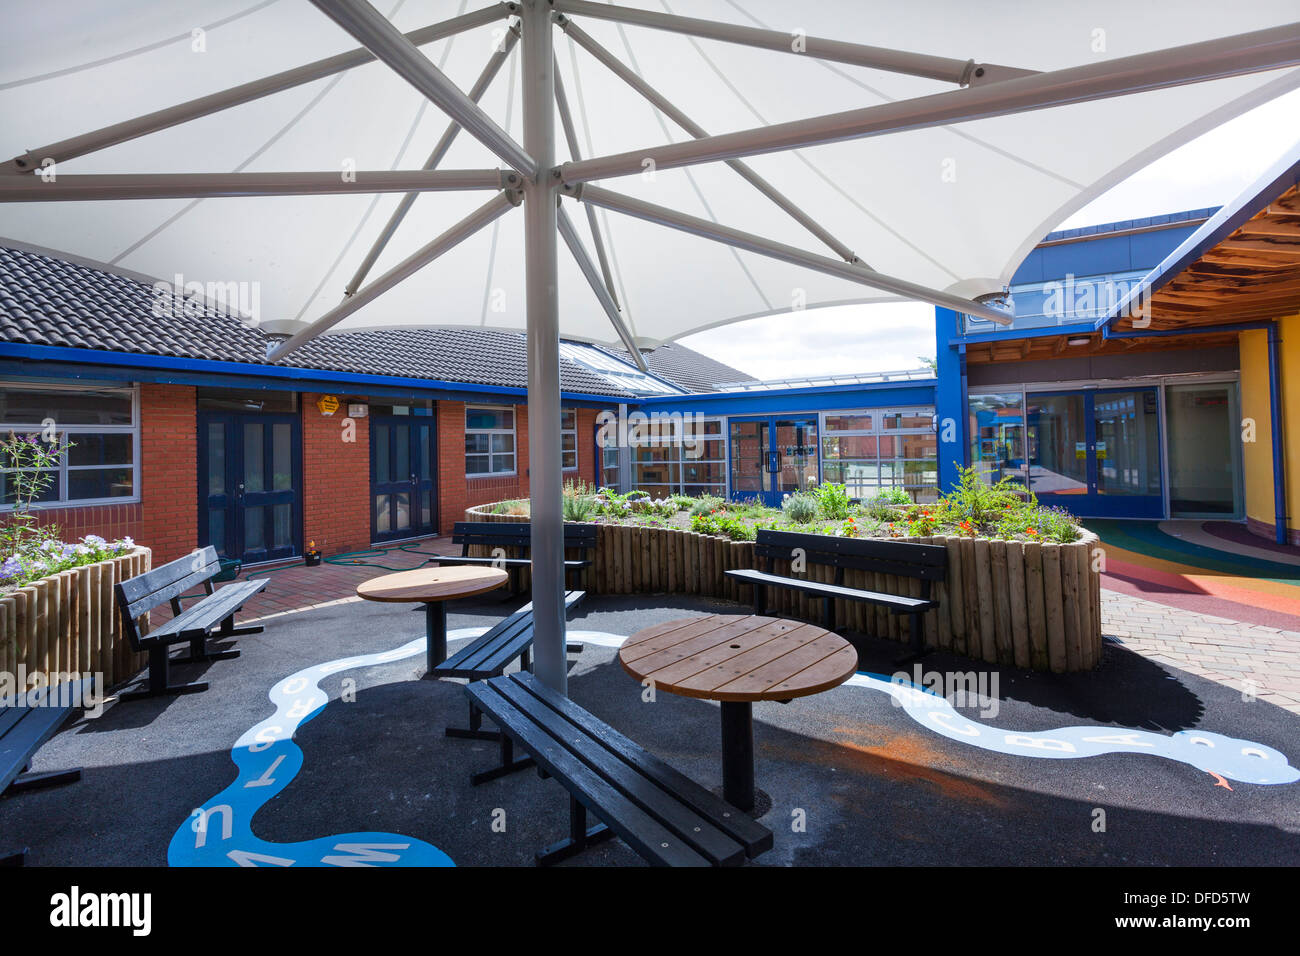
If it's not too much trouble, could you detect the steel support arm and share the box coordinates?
[557,206,647,369]
[266,189,521,361]
[554,64,622,308]
[3,4,513,176]
[308,0,537,178]
[562,22,1300,185]
[553,0,1033,85]
[559,15,859,264]
[345,25,521,296]
[571,183,1012,324]
[0,169,514,202]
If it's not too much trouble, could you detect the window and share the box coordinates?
[465,406,515,477]
[962,269,1148,334]
[631,417,725,498]
[0,383,139,508]
[820,406,937,503]
[968,392,1025,485]
[561,408,577,471]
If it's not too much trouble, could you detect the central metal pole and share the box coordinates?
[522,0,566,694]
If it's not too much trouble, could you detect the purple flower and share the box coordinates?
[0,556,21,580]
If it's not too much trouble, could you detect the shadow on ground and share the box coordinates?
[3,593,1297,866]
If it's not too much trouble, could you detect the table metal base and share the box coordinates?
[720,700,755,812]
[425,601,447,671]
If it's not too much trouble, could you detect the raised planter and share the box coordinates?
[0,547,152,691]
[468,505,1101,672]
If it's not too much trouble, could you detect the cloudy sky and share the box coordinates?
[679,87,1300,383]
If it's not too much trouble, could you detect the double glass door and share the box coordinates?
[728,416,819,506]
[199,411,301,563]
[371,415,437,541]
[1026,387,1162,518]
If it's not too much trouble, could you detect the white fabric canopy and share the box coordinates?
[1,0,1298,348]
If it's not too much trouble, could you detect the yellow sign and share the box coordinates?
[316,394,340,416]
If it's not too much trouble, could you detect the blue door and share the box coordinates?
[728,415,819,506]
[1026,387,1163,519]
[370,413,438,541]
[198,411,302,562]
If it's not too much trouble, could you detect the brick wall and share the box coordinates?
[29,383,199,564]
[302,393,371,556]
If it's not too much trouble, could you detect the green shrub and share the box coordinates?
[781,492,818,524]
[812,481,851,520]
[864,488,909,520]
[690,512,755,541]
[670,494,695,511]
[562,493,594,521]
[688,495,725,517]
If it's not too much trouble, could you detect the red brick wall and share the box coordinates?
[138,384,199,563]
[29,383,198,564]
[302,393,371,556]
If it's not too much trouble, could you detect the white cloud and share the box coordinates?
[683,89,1300,382]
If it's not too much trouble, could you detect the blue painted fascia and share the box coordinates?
[636,378,937,416]
[0,342,625,408]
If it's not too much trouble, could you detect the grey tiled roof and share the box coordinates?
[0,243,632,397]
[597,342,755,393]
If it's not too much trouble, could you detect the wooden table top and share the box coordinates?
[355,565,508,604]
[619,614,858,703]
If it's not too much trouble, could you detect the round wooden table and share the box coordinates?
[356,566,508,673]
[620,614,858,813]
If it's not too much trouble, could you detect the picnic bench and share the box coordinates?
[1,678,90,866]
[725,529,947,660]
[424,522,596,593]
[114,546,266,700]
[465,671,773,867]
[436,589,586,740]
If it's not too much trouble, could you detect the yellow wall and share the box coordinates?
[1240,315,1300,543]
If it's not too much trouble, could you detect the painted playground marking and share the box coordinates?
[170,627,1298,865]
[168,628,630,867]
[847,672,1300,786]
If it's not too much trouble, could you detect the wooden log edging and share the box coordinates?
[0,547,151,693]
[467,506,1102,672]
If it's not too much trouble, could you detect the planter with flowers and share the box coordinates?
[0,430,151,690]
[467,469,1102,673]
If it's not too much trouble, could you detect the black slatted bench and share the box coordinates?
[436,589,586,740]
[726,529,947,661]
[465,671,773,867]
[424,522,596,594]
[115,546,267,700]
[1,678,90,866]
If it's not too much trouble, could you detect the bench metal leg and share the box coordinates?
[469,734,535,785]
[0,849,27,867]
[445,702,502,741]
[536,796,614,866]
[6,768,82,794]
[823,596,835,631]
[120,647,209,701]
[891,614,932,666]
[752,583,766,616]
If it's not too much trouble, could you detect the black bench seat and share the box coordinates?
[726,529,947,661]
[1,679,89,865]
[422,522,596,594]
[466,672,773,867]
[114,546,267,700]
[436,590,585,740]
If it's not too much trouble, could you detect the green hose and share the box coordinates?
[242,541,435,579]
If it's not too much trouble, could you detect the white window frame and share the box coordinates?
[0,380,141,510]
[465,404,517,478]
[630,416,726,497]
[561,407,578,472]
[818,405,937,499]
